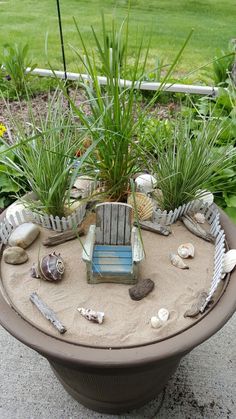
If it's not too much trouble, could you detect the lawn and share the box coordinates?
[1,0,236,81]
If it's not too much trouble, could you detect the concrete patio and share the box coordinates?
[0,313,235,419]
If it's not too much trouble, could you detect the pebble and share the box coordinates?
[3,246,28,265]
[129,278,154,301]
[158,308,169,322]
[151,316,163,329]
[8,223,40,249]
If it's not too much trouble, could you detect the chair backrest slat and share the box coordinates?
[95,202,132,245]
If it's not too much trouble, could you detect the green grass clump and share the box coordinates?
[145,115,236,211]
[1,93,82,217]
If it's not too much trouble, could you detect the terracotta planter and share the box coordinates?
[0,209,235,414]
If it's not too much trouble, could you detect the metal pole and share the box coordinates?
[55,0,70,96]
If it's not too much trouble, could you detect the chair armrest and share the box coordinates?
[131,226,144,263]
[82,224,96,262]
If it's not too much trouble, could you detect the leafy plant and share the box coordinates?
[0,43,37,97]
[0,142,28,209]
[0,94,83,217]
[212,40,236,86]
[144,114,236,211]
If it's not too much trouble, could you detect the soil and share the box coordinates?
[0,89,178,134]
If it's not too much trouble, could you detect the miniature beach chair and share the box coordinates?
[82,202,144,284]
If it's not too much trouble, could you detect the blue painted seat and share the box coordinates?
[92,245,132,276]
[82,202,144,284]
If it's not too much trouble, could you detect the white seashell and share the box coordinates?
[64,200,82,216]
[170,253,189,269]
[193,212,205,224]
[222,249,236,274]
[177,243,195,259]
[151,316,163,329]
[135,174,157,194]
[73,176,95,198]
[158,308,169,322]
[6,201,33,225]
[77,307,104,324]
[127,192,154,221]
[198,190,214,206]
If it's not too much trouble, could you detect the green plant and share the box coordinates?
[0,43,37,97]
[0,141,29,209]
[0,94,83,217]
[66,14,191,201]
[212,40,236,86]
[144,114,236,211]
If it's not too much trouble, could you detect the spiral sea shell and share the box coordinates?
[170,253,189,269]
[222,249,236,274]
[39,252,65,281]
[77,307,104,324]
[177,243,195,259]
[127,192,153,221]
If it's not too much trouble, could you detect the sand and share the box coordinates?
[0,218,218,348]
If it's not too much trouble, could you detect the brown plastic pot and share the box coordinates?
[0,209,235,414]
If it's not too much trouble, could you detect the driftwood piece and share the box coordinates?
[42,226,84,247]
[134,220,171,236]
[30,292,67,334]
[184,291,208,318]
[129,278,155,300]
[182,215,215,243]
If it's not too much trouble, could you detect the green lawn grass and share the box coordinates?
[1,0,236,82]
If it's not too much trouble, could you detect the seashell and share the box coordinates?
[151,316,163,329]
[198,190,214,206]
[6,201,29,225]
[73,176,95,199]
[77,307,104,324]
[135,174,157,194]
[193,212,205,224]
[222,249,236,274]
[64,200,82,216]
[127,192,153,221]
[184,291,208,318]
[39,252,65,281]
[158,308,169,322]
[170,253,189,269]
[177,243,195,259]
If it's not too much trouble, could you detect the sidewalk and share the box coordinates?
[0,315,235,419]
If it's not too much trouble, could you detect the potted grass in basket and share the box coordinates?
[137,113,236,225]
[0,92,91,230]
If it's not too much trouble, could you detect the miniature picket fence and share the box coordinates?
[153,199,209,225]
[0,202,87,243]
[0,199,226,314]
[153,200,226,312]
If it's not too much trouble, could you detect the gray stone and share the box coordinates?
[8,223,40,249]
[129,278,155,301]
[3,246,28,265]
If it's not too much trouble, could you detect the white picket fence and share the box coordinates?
[153,199,209,225]
[0,202,87,243]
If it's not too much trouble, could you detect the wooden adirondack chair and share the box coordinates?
[82,202,144,284]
